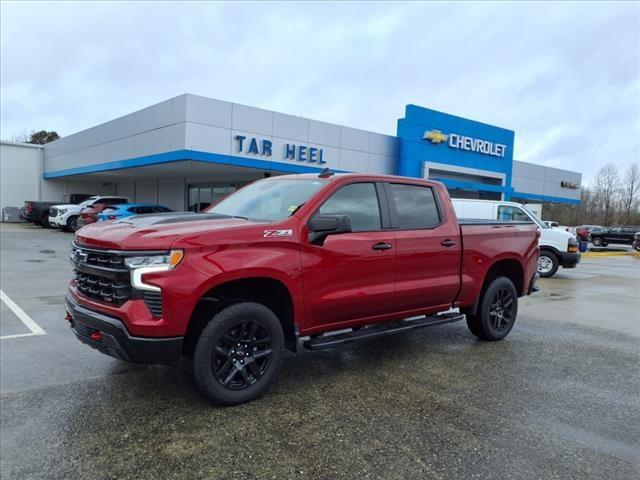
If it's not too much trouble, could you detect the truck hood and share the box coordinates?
[75,213,262,250]
[52,204,82,211]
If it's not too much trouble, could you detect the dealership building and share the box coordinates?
[0,94,582,214]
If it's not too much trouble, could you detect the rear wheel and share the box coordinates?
[192,302,284,405]
[537,250,559,277]
[40,213,51,228]
[466,276,518,341]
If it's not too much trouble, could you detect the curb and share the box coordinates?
[581,251,640,258]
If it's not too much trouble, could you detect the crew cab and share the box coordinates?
[66,173,539,405]
[49,196,129,232]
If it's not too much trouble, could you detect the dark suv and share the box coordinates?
[590,226,640,247]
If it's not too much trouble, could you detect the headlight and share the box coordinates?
[58,209,67,215]
[125,250,184,269]
[125,250,184,292]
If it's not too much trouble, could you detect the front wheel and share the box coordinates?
[592,236,604,247]
[466,276,518,341]
[66,216,79,232]
[192,302,284,405]
[537,251,559,277]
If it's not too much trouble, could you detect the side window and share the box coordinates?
[497,206,531,222]
[136,206,153,214]
[389,183,440,229]
[127,207,136,213]
[318,183,381,232]
[609,227,622,233]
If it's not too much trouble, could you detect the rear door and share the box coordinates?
[301,182,396,330]
[387,182,461,313]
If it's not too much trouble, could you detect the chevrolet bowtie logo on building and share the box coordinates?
[423,129,507,158]
[424,130,449,144]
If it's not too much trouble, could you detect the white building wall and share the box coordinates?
[0,142,42,211]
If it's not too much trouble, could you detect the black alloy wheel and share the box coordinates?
[212,320,273,390]
[466,276,518,341]
[488,286,515,332]
[192,302,284,405]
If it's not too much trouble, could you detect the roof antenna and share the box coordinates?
[318,167,334,178]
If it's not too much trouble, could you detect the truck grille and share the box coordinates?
[71,246,131,306]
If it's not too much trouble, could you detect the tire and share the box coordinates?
[192,302,284,406]
[537,250,559,278]
[592,236,603,247]
[40,213,51,228]
[66,216,79,232]
[466,276,518,341]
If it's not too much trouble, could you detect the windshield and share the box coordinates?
[208,178,327,221]
[522,206,548,229]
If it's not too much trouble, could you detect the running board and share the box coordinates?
[303,313,464,350]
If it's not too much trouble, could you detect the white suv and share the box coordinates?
[49,196,129,232]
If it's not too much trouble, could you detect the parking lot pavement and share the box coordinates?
[1,223,639,480]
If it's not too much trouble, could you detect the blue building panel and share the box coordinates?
[397,105,516,200]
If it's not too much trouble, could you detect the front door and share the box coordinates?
[301,182,396,331]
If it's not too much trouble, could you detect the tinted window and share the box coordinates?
[609,227,622,233]
[155,206,171,213]
[389,183,440,229]
[127,207,136,213]
[497,206,531,222]
[135,206,154,214]
[319,183,381,232]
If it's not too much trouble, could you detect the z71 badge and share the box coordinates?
[263,229,293,238]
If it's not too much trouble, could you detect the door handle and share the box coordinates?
[372,242,392,251]
[441,239,457,247]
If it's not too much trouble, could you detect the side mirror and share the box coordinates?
[308,214,351,245]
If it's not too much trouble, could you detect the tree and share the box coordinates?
[27,130,60,144]
[620,163,640,222]
[592,163,620,226]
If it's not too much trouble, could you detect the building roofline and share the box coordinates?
[0,140,44,149]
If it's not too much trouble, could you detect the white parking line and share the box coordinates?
[0,289,46,339]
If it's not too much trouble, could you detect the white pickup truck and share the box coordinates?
[49,196,128,232]
[452,199,580,277]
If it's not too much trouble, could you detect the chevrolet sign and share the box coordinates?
[424,129,507,158]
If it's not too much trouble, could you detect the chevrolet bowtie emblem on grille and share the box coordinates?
[72,249,88,263]
[423,130,449,144]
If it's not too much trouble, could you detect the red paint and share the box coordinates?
[89,331,103,341]
[71,174,539,339]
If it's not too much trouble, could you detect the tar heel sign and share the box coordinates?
[234,135,326,165]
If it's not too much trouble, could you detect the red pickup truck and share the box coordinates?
[67,172,539,405]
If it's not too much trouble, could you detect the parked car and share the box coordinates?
[67,172,539,405]
[22,193,93,227]
[77,203,117,228]
[49,196,129,232]
[590,225,640,247]
[632,232,640,252]
[97,203,172,221]
[452,199,580,277]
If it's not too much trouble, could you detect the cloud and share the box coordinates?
[1,0,638,182]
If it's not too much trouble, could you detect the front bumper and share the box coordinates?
[560,251,581,268]
[66,294,183,364]
[49,216,64,227]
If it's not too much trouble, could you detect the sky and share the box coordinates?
[1,1,638,183]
